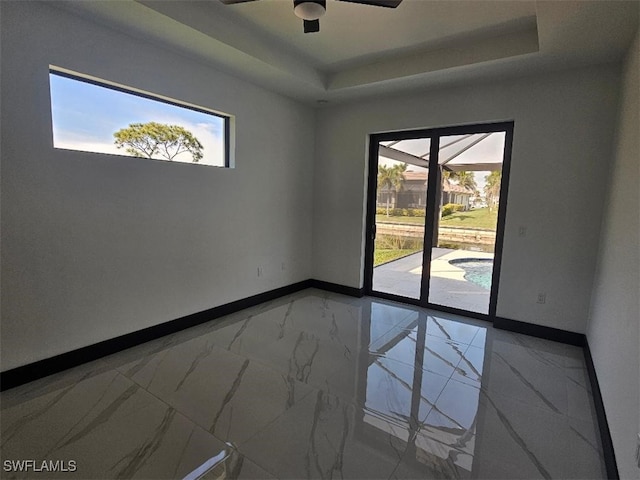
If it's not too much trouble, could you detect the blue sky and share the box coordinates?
[49,73,225,166]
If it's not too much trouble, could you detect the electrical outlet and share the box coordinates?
[518,226,527,237]
[257,267,263,278]
[536,292,546,304]
[636,433,640,469]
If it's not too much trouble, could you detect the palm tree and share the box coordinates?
[442,169,454,181]
[454,171,477,192]
[392,163,408,209]
[378,163,407,216]
[484,170,502,212]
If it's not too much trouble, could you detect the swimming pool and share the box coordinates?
[449,258,493,290]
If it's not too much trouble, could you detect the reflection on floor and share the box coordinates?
[1,290,606,479]
[373,249,492,313]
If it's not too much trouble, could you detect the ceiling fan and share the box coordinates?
[219,0,403,33]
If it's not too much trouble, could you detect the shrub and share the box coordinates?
[442,203,465,217]
[412,208,425,217]
[376,207,386,215]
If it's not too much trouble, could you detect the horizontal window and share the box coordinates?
[49,67,231,167]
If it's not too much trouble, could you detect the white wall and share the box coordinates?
[587,30,639,479]
[313,64,620,334]
[0,1,314,371]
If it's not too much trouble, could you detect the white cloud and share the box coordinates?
[54,131,125,157]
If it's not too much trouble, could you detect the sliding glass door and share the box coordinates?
[371,138,430,300]
[365,123,513,318]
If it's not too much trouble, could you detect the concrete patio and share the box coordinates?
[373,248,494,314]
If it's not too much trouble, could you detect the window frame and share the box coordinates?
[49,66,233,168]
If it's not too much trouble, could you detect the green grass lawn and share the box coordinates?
[375,214,425,225]
[440,207,497,229]
[374,248,421,266]
[376,207,497,230]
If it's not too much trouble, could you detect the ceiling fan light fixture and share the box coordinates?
[294,1,326,21]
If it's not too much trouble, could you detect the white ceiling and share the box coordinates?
[58,0,639,104]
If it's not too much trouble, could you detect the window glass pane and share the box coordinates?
[49,70,228,167]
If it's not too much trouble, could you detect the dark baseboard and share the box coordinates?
[494,316,586,347]
[0,279,313,391]
[0,279,364,391]
[583,340,619,479]
[309,279,365,298]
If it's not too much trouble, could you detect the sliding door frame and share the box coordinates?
[364,121,514,321]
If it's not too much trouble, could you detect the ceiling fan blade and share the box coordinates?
[303,19,320,33]
[219,0,258,4]
[336,0,402,7]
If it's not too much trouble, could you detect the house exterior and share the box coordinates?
[377,169,474,211]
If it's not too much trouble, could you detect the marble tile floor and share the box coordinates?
[1,289,606,479]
